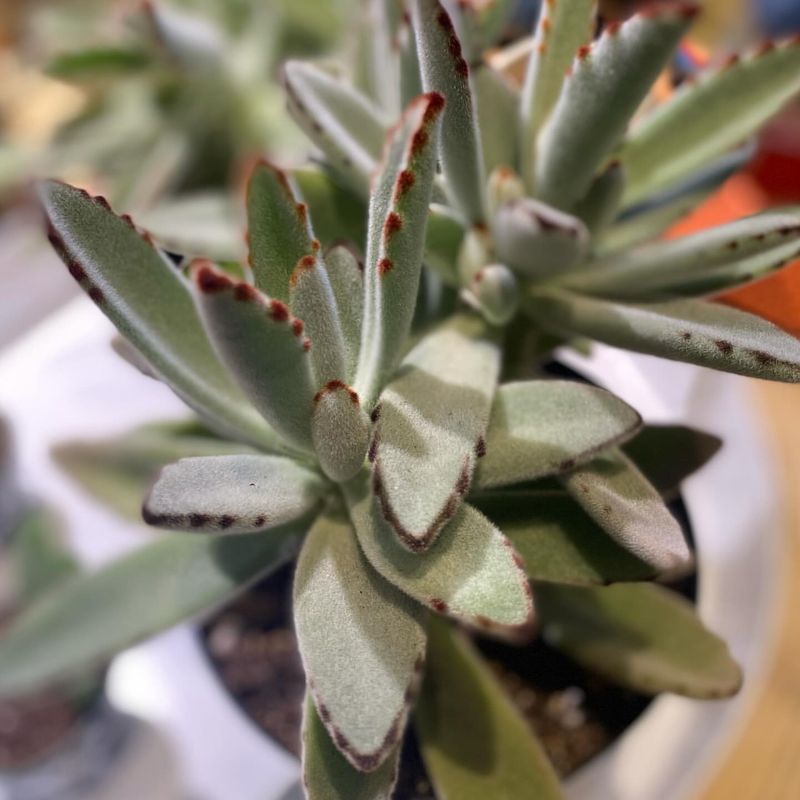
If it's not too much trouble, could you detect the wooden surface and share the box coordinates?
[701,380,800,800]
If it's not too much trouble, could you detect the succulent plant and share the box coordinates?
[1,1,798,798]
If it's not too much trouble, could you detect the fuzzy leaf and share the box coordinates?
[560,449,692,573]
[40,181,279,450]
[399,14,424,107]
[561,212,800,299]
[573,160,626,235]
[192,264,317,449]
[475,491,656,586]
[468,264,520,326]
[302,695,400,800]
[472,65,519,175]
[476,381,641,489]
[324,245,364,381]
[143,454,326,534]
[356,93,446,404]
[441,0,514,63]
[528,287,800,382]
[411,0,486,224]
[536,4,697,210]
[622,38,800,205]
[492,197,590,278]
[416,617,563,800]
[283,61,389,195]
[0,523,304,696]
[425,204,464,284]
[359,0,404,115]
[142,1,224,68]
[371,315,500,551]
[347,477,533,640]
[247,161,318,303]
[537,583,743,698]
[295,512,425,772]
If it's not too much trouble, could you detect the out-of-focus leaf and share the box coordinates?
[324,245,364,380]
[573,160,626,235]
[46,48,152,81]
[473,65,519,176]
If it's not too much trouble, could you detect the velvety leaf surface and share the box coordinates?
[472,65,519,176]
[324,245,364,380]
[476,381,641,489]
[143,454,326,534]
[425,204,464,284]
[0,522,305,696]
[294,512,426,772]
[573,160,626,235]
[529,288,800,382]
[302,695,400,800]
[40,181,277,449]
[416,617,563,800]
[142,2,225,68]
[560,449,692,573]
[537,582,743,698]
[468,264,519,326]
[371,315,500,551]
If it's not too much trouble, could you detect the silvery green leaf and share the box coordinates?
[492,197,590,278]
[0,522,304,696]
[324,245,364,380]
[472,65,519,175]
[486,165,526,220]
[560,449,692,573]
[247,161,318,303]
[312,382,371,482]
[143,454,326,534]
[283,61,389,195]
[40,181,277,450]
[191,263,316,450]
[142,1,226,69]
[474,491,655,586]
[411,0,486,224]
[356,93,446,405]
[361,0,404,115]
[347,476,533,640]
[441,0,514,62]
[399,14,423,106]
[371,315,500,551]
[537,583,743,698]
[467,264,519,326]
[476,381,641,489]
[425,204,464,284]
[572,160,626,235]
[561,212,800,299]
[536,5,697,210]
[294,511,425,772]
[302,695,400,800]
[519,0,595,188]
[528,287,800,382]
[622,39,800,205]
[416,617,564,800]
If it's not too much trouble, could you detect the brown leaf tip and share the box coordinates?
[411,129,430,157]
[606,20,622,35]
[269,299,290,322]
[475,436,487,458]
[289,254,317,288]
[378,257,394,276]
[422,91,446,123]
[233,283,259,302]
[577,44,592,61]
[396,169,416,197]
[384,211,404,241]
[292,318,305,337]
[194,263,233,294]
[313,379,360,406]
[430,598,449,614]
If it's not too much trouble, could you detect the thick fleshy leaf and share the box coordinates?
[573,160,626,235]
[302,695,400,800]
[474,491,655,586]
[476,381,641,489]
[142,1,225,68]
[0,523,304,696]
[46,47,152,81]
[416,616,563,800]
[191,264,317,449]
[537,583,743,698]
[425,204,464,284]
[283,61,389,195]
[467,264,520,326]
[347,477,533,640]
[311,382,371,482]
[399,14,424,106]
[492,197,590,278]
[622,38,800,205]
[359,0,404,115]
[246,161,318,302]
[560,449,692,573]
[356,93,445,405]
[561,212,800,299]
[324,245,364,380]
[519,0,595,188]
[411,0,486,224]
[371,315,500,551]
[441,0,513,63]
[40,181,278,450]
[472,65,519,175]
[295,512,425,772]
[143,454,326,534]
[536,4,697,210]
[528,287,800,382]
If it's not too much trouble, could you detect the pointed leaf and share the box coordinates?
[295,512,425,772]
[371,315,500,551]
[192,263,317,449]
[416,617,563,800]
[467,264,520,326]
[476,381,641,489]
[324,245,364,380]
[472,64,519,175]
[143,1,225,68]
[536,4,697,210]
[302,695,400,800]
[283,61,389,195]
[40,181,278,450]
[441,0,514,63]
[411,0,486,224]
[347,477,533,640]
[537,583,743,698]
[560,449,692,573]
[528,287,800,382]
[0,523,304,696]
[622,38,800,205]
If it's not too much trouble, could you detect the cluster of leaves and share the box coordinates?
[0,0,799,798]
